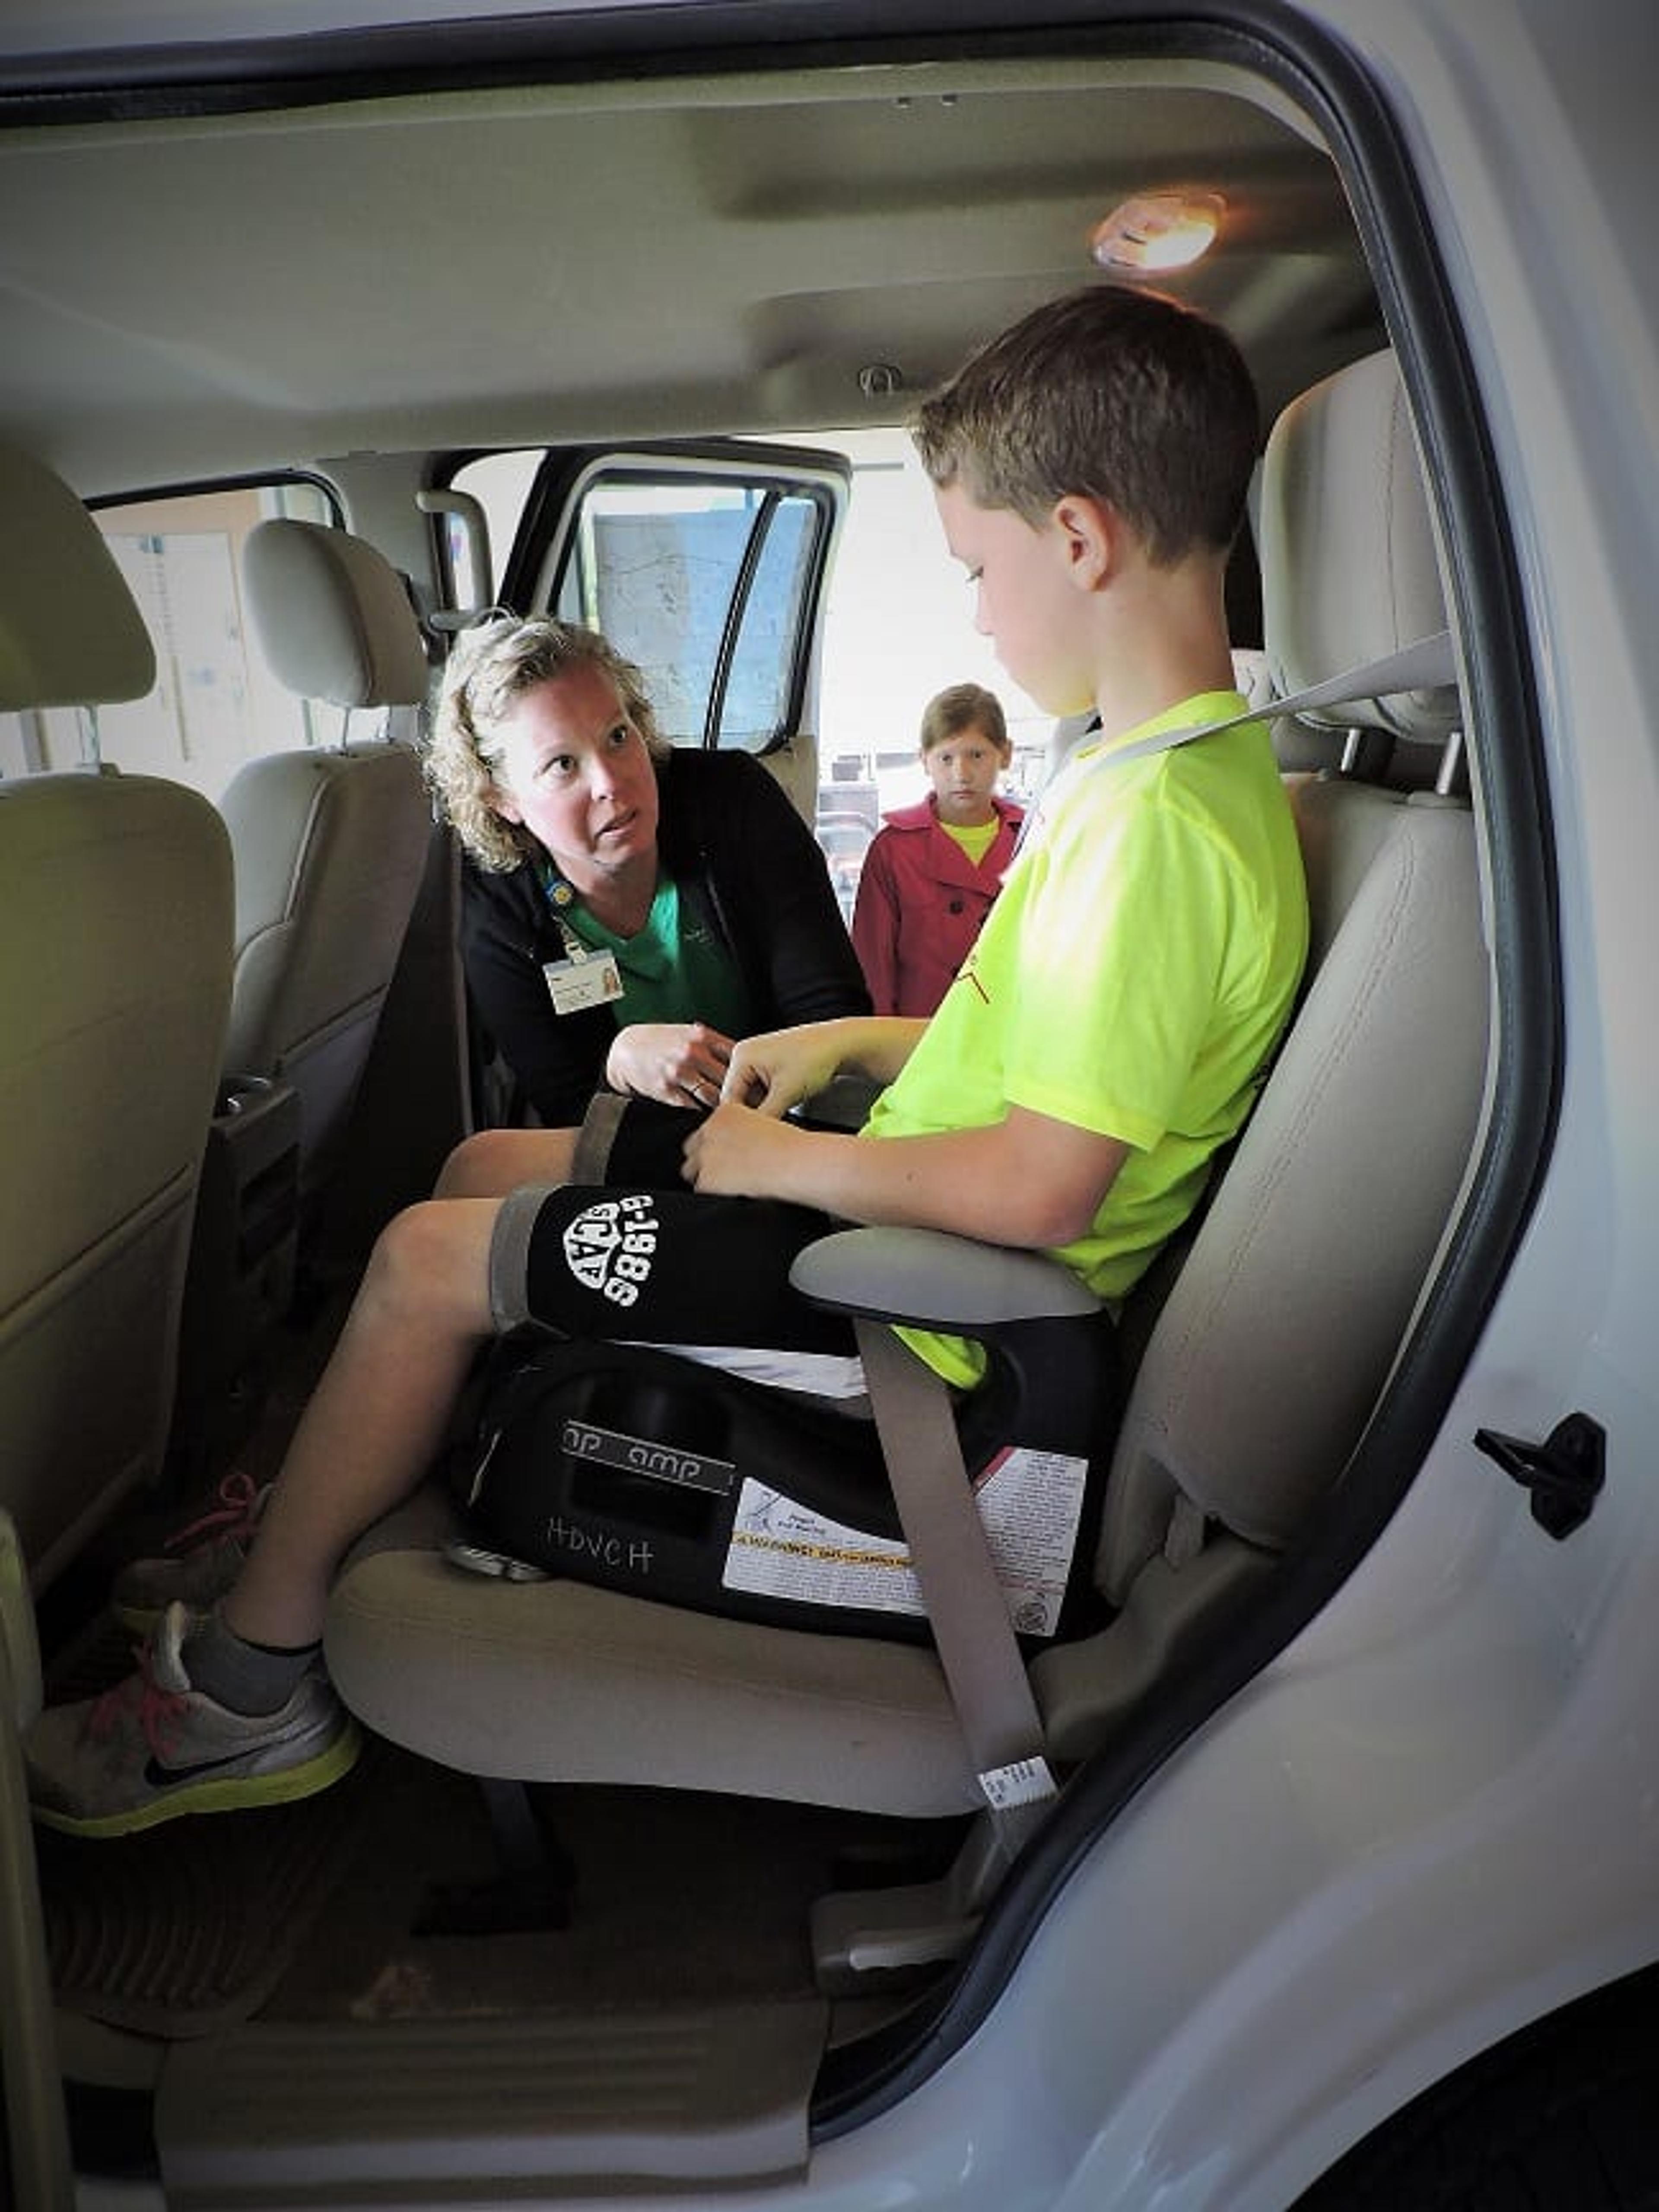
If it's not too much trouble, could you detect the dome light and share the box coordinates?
[1090,192,1224,273]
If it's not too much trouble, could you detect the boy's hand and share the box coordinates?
[606,1021,733,1110]
[721,1025,848,1118]
[682,1098,805,1196]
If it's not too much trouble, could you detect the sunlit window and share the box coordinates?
[1,478,343,798]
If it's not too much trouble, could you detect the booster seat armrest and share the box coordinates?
[789,1225,1101,1331]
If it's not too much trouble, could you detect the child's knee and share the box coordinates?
[434,1128,512,1199]
[363,1198,494,1332]
[434,1126,578,1199]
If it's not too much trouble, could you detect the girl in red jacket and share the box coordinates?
[851,681,1025,1016]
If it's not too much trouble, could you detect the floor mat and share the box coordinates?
[35,1727,400,2041]
[32,1608,406,2042]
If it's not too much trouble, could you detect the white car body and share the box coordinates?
[4,0,1658,2205]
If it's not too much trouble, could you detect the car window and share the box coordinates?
[448,449,844,759]
[0,478,344,798]
[549,472,835,753]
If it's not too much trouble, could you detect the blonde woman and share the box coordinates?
[427,615,868,1135]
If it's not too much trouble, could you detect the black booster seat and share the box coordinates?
[451,1300,1120,1652]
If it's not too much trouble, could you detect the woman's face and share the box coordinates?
[485,661,660,892]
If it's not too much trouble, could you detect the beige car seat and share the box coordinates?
[0,444,234,1588]
[324,349,1487,1872]
[218,518,433,1222]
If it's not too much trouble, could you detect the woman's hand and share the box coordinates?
[605,1021,734,1110]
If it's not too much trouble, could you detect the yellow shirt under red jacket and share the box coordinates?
[850,791,1025,1017]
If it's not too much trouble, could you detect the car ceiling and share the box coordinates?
[0,15,1383,500]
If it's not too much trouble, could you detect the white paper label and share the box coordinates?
[720,1444,1088,1638]
[979,1756,1059,1809]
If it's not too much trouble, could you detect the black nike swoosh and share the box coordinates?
[143,1748,260,1787]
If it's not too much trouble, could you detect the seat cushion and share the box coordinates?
[326,1490,982,1817]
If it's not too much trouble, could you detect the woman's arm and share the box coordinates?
[701,755,871,1024]
[459,866,613,1126]
[605,1020,735,1107]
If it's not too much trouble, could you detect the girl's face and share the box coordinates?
[485,661,660,891]
[922,722,1010,826]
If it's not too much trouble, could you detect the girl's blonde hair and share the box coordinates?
[425,614,665,872]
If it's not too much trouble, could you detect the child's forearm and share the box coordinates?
[826,1015,928,1087]
[725,1015,926,1114]
[687,1105,1128,1251]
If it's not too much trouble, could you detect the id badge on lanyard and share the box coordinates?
[539,876,624,1016]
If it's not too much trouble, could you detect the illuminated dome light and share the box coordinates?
[1090,192,1224,273]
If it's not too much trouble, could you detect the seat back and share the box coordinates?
[1034,349,1487,1752]
[0,444,234,1586]
[221,518,432,1207]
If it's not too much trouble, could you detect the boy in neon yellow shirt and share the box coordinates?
[28,282,1307,1835]
[684,283,1307,1379]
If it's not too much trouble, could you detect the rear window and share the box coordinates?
[1,477,343,798]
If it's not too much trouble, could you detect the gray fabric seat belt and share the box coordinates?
[851,629,1457,1843]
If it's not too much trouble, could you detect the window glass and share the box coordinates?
[0,478,342,797]
[553,481,749,743]
[717,493,818,749]
[552,477,824,752]
[781,427,1052,916]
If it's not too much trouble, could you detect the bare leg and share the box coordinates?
[434,1125,579,1200]
[223,1197,505,1649]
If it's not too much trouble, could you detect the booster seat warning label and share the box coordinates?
[720,1445,1087,1638]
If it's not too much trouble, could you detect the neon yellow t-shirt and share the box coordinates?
[864,691,1309,1384]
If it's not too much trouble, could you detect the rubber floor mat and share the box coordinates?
[35,1729,396,2040]
[32,1612,397,2040]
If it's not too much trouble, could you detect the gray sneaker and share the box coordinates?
[26,1602,359,1839]
[110,1471,271,1633]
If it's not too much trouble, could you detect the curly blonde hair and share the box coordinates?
[425,614,666,873]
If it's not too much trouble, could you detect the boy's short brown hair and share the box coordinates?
[912,282,1259,565]
[920,681,1008,754]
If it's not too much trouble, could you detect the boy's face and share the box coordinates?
[922,725,1008,826]
[934,480,1096,718]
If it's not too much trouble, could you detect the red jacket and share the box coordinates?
[851,793,1025,1017]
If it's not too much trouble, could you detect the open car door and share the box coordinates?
[447,440,851,827]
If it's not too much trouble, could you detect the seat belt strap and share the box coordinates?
[1106,629,1456,769]
[853,1318,1058,1828]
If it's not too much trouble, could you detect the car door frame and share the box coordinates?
[492,438,852,823]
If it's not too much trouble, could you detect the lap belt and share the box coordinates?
[854,1319,1058,1837]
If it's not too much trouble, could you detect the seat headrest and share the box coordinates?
[243,518,429,711]
[1258,349,1456,748]
[0,443,156,712]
